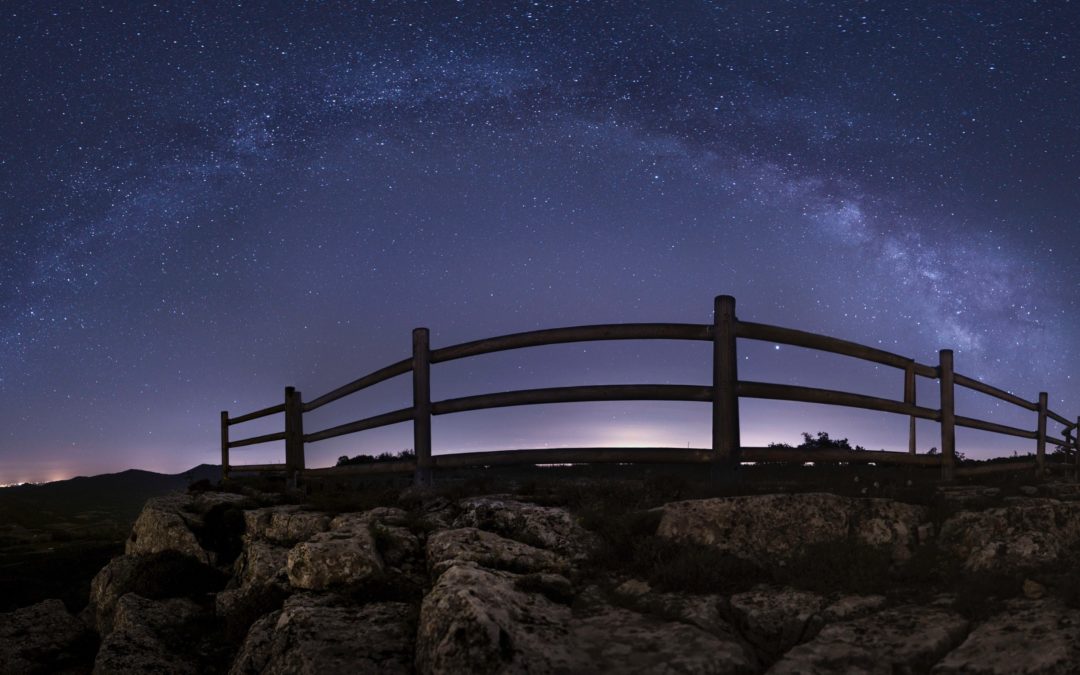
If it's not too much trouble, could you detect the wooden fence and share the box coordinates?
[219,295,1079,484]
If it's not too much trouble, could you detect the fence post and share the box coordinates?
[220,411,230,482]
[1036,392,1048,479]
[413,327,433,486]
[939,349,956,481]
[284,387,305,487]
[1075,416,1080,480]
[904,360,916,455]
[713,295,740,466]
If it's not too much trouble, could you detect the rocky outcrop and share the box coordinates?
[242,506,330,546]
[126,494,211,564]
[286,523,384,590]
[938,498,1080,573]
[768,604,969,674]
[86,551,226,636]
[0,599,93,673]
[932,599,1080,674]
[230,594,416,675]
[657,493,928,568]
[727,586,826,662]
[416,564,756,674]
[93,594,208,674]
[22,486,1080,672]
[454,496,597,560]
[426,527,569,578]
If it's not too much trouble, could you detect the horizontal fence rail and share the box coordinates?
[218,295,1079,484]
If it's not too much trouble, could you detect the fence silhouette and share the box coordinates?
[219,295,1079,484]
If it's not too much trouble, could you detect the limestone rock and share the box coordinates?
[768,605,969,674]
[454,496,596,559]
[0,599,93,674]
[932,599,1080,674]
[243,506,330,546]
[126,494,210,564]
[727,586,826,661]
[611,580,748,648]
[234,540,290,588]
[88,555,142,636]
[229,595,415,675]
[850,499,927,563]
[658,494,928,568]
[286,527,383,590]
[93,594,206,675]
[87,552,225,636]
[427,527,569,579]
[938,498,1080,573]
[416,564,755,674]
[820,595,887,622]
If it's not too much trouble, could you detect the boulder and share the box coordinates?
[242,506,330,546]
[87,552,226,636]
[416,564,755,674]
[727,586,826,662]
[454,496,596,559]
[426,527,569,579]
[611,580,750,649]
[92,594,206,675]
[126,494,210,564]
[658,494,927,568]
[768,605,969,674]
[286,528,383,590]
[937,498,1080,573]
[0,599,94,673]
[216,541,292,640]
[229,594,415,675]
[932,599,1080,673]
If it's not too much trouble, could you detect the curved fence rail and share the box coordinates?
[219,295,1079,484]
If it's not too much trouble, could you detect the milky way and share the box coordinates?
[3,2,1079,482]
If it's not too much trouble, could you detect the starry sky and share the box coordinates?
[3,2,1079,483]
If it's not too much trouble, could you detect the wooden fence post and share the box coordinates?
[220,411,230,481]
[904,360,916,455]
[939,349,956,481]
[413,328,433,486]
[713,295,740,466]
[1036,392,1048,479]
[1075,416,1080,480]
[284,387,305,486]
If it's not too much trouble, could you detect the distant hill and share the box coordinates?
[0,464,222,527]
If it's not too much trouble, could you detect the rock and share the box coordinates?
[0,599,93,673]
[192,491,256,513]
[426,527,569,579]
[768,604,968,674]
[88,555,143,636]
[126,494,210,564]
[416,564,755,674]
[937,499,1080,573]
[658,494,928,568]
[820,595,887,622]
[93,594,206,675]
[216,541,292,640]
[234,540,290,588]
[1022,579,1046,600]
[87,552,226,636]
[1019,485,1039,496]
[611,581,747,648]
[932,599,1080,673]
[243,506,330,545]
[935,485,1003,511]
[850,499,927,562]
[727,586,826,662]
[229,595,415,675]
[454,496,596,559]
[286,527,383,590]
[573,604,757,674]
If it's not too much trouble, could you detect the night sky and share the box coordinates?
[3,2,1079,484]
